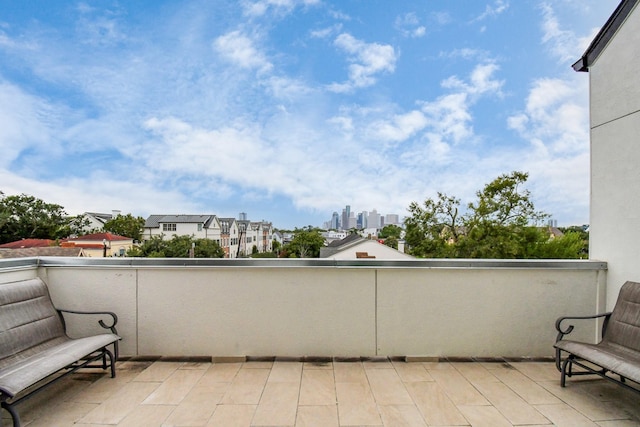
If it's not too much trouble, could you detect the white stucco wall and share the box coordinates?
[5,258,605,359]
[588,3,640,309]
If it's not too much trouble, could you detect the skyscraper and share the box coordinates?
[331,212,339,230]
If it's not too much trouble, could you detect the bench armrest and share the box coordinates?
[58,309,119,335]
[555,312,612,343]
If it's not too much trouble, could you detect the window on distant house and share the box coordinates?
[163,223,177,232]
[198,224,203,231]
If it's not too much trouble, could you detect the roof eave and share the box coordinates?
[572,0,639,72]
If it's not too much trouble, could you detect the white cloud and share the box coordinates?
[395,13,427,38]
[473,0,509,22]
[0,83,57,168]
[509,77,588,155]
[507,76,590,221]
[310,24,342,39]
[328,33,397,93]
[213,30,273,73]
[370,110,428,143]
[539,3,584,62]
[242,0,320,17]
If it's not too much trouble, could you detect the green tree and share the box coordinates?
[404,192,463,258]
[129,234,224,258]
[460,171,548,258]
[286,226,325,258]
[559,226,589,257]
[383,236,399,249]
[378,224,403,239]
[0,192,72,243]
[404,171,584,259]
[103,213,145,241]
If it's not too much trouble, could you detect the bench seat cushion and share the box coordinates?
[554,339,640,384]
[0,333,119,398]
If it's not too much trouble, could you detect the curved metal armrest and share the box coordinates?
[555,312,612,342]
[58,309,119,335]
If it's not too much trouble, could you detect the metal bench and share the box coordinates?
[0,278,120,427]
[554,280,640,393]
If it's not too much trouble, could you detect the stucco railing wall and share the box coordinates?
[0,258,606,359]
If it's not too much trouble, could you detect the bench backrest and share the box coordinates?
[0,278,66,369]
[603,281,640,352]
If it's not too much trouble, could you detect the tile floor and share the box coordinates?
[3,359,640,426]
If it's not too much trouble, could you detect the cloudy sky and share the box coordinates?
[0,0,619,229]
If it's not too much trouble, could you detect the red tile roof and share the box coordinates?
[0,239,56,249]
[65,232,132,242]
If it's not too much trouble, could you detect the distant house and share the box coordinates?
[320,234,414,260]
[0,247,85,259]
[142,214,273,258]
[0,246,86,259]
[62,232,133,257]
[80,211,119,232]
[0,239,56,249]
[218,218,239,258]
[143,215,222,242]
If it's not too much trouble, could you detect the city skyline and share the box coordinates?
[0,1,618,229]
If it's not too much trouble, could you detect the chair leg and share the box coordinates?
[1,401,21,427]
[560,357,572,387]
[105,348,116,378]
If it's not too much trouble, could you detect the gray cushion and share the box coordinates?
[0,278,66,367]
[0,278,120,399]
[0,333,119,398]
[554,281,640,384]
[555,340,640,384]
[603,281,640,352]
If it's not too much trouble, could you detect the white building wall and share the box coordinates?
[589,3,640,309]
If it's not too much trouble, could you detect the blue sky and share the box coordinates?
[0,0,619,229]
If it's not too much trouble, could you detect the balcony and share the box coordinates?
[2,257,639,425]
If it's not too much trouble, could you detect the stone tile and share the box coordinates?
[378,404,427,426]
[221,368,270,405]
[335,381,382,426]
[429,367,489,406]
[304,361,333,370]
[296,405,339,427]
[512,362,560,382]
[457,405,513,427]
[198,363,242,385]
[22,402,98,427]
[117,404,174,427]
[142,368,206,405]
[539,380,634,422]
[299,369,336,405]
[423,361,454,370]
[243,360,274,369]
[363,358,394,369]
[534,403,600,426]
[472,379,550,425]
[268,361,303,383]
[404,381,468,426]
[492,367,562,405]
[453,362,500,385]
[78,381,160,424]
[334,361,368,383]
[206,404,256,426]
[134,361,183,382]
[392,362,434,382]
[252,381,300,426]
[597,421,640,427]
[366,368,414,405]
[163,385,225,426]
[69,368,142,404]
